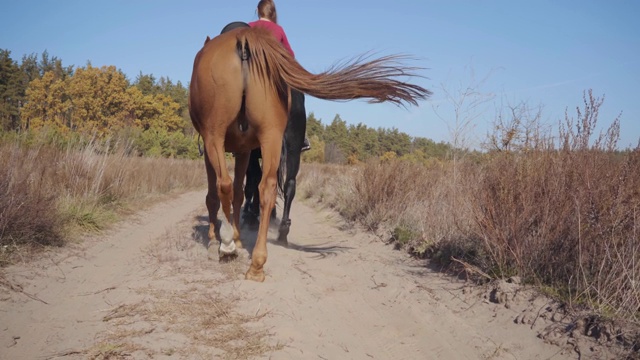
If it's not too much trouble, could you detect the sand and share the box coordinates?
[1,190,615,359]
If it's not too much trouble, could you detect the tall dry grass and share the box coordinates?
[471,93,640,321]
[298,160,478,258]
[0,137,205,264]
[298,91,640,325]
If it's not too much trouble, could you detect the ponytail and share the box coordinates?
[257,0,278,23]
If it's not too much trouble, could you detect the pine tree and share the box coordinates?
[0,50,24,130]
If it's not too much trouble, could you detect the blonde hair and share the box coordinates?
[257,0,278,23]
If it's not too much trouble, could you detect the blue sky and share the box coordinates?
[2,0,639,148]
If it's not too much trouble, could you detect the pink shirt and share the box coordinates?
[249,20,295,57]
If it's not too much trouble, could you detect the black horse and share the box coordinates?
[220,22,307,244]
[242,148,262,218]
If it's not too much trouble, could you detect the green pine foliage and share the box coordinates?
[303,112,455,164]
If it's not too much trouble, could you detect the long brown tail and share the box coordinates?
[237,27,432,106]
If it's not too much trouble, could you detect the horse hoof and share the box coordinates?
[207,239,237,262]
[219,252,238,263]
[207,245,235,260]
[219,240,237,255]
[278,225,290,244]
[277,233,289,246]
[245,269,265,282]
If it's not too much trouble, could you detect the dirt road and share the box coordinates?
[1,190,590,359]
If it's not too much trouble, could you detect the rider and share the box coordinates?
[248,0,311,152]
[249,0,294,57]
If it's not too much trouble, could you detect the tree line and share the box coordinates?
[1,49,453,162]
[0,49,196,158]
[304,113,453,164]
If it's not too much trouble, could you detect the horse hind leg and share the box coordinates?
[204,151,220,248]
[216,173,237,257]
[243,149,262,222]
[277,146,301,244]
[203,133,238,261]
[244,121,286,281]
[245,133,282,282]
[232,151,250,249]
[278,89,306,244]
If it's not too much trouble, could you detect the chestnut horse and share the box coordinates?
[189,26,431,282]
[220,22,303,239]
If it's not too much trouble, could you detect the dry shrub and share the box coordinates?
[0,143,65,258]
[459,91,639,324]
[297,163,352,205]
[0,137,205,264]
[348,160,422,227]
[347,159,470,248]
[55,140,205,209]
[472,92,640,321]
[298,159,474,255]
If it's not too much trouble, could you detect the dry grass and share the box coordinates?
[92,228,283,359]
[99,286,278,359]
[298,92,640,337]
[298,160,477,255]
[86,341,145,360]
[472,148,640,311]
[0,136,206,265]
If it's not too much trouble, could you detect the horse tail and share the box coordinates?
[237,27,432,107]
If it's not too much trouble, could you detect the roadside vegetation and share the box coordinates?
[0,135,205,265]
[298,91,640,349]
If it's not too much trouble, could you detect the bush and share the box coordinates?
[0,143,65,259]
[131,127,200,159]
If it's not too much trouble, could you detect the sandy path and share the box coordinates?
[0,190,585,359]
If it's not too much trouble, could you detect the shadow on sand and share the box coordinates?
[191,214,352,259]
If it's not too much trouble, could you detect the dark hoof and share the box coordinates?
[277,236,289,246]
[219,252,238,263]
[277,225,290,244]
